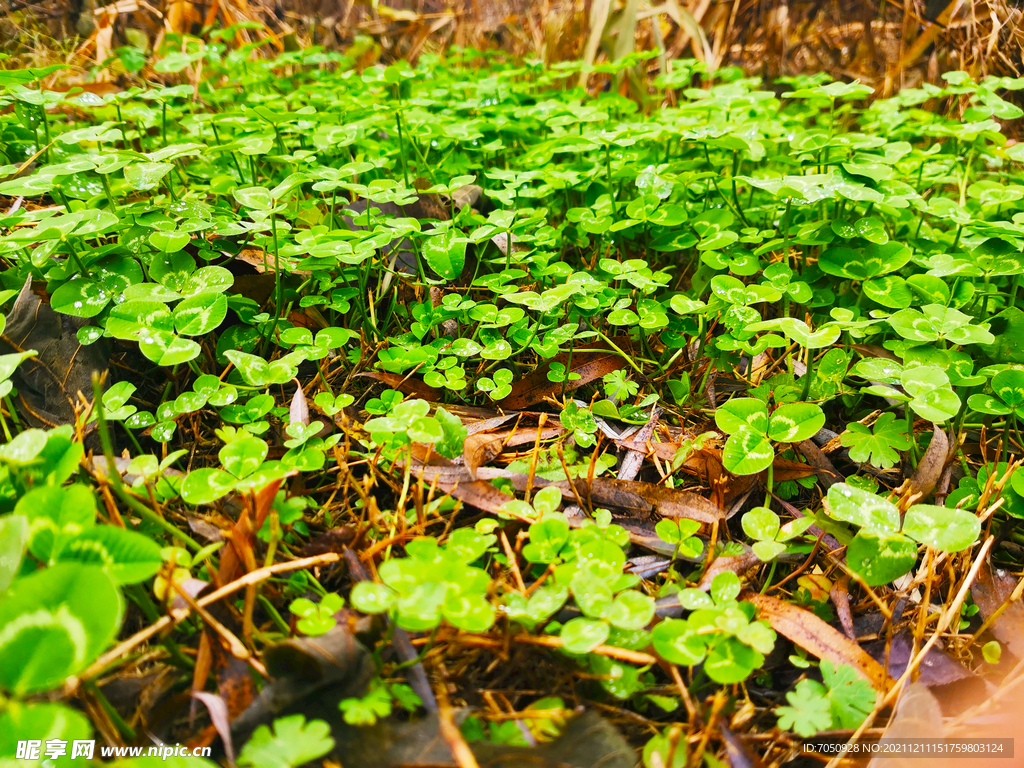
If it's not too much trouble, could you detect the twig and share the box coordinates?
[68,552,342,688]
[172,582,251,661]
[447,632,657,665]
[436,683,480,768]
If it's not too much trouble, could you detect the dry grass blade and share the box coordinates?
[579,0,613,89]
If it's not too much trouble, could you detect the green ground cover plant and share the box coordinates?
[0,42,1022,766]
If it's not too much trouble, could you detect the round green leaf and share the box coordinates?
[826,483,899,532]
[605,590,655,631]
[124,161,173,191]
[138,329,201,366]
[908,387,961,423]
[742,506,780,542]
[704,636,763,684]
[863,276,912,308]
[847,531,918,586]
[442,592,495,632]
[715,397,769,435]
[51,278,112,318]
[234,186,274,210]
[174,293,228,336]
[723,427,774,475]
[652,618,706,665]
[993,369,1024,408]
[0,564,122,694]
[968,394,1012,416]
[350,581,397,614]
[608,308,640,325]
[422,231,466,280]
[0,703,92,767]
[903,504,980,552]
[180,467,237,505]
[767,402,825,443]
[560,617,610,653]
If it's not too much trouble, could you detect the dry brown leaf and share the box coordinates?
[865,684,943,768]
[498,341,631,410]
[464,422,564,479]
[447,479,516,516]
[191,691,235,764]
[971,558,1024,660]
[355,371,442,402]
[606,479,725,523]
[407,462,724,524]
[615,440,726,484]
[744,591,893,692]
[796,439,841,488]
[0,277,109,432]
[617,406,661,482]
[697,550,762,589]
[903,423,949,500]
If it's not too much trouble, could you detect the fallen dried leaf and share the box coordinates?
[0,276,109,432]
[796,439,841,488]
[191,691,235,764]
[498,341,630,410]
[971,558,1024,660]
[618,407,661,482]
[356,371,441,401]
[903,423,949,500]
[744,591,892,692]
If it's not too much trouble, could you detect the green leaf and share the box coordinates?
[715,397,769,435]
[174,293,228,336]
[983,641,1002,664]
[722,427,774,475]
[826,483,899,532]
[180,468,237,505]
[422,230,467,279]
[847,530,918,586]
[220,436,268,479]
[703,635,763,684]
[777,678,833,737]
[124,161,173,190]
[992,369,1024,408]
[55,526,163,584]
[442,592,495,632]
[0,703,92,768]
[767,402,825,443]
[50,278,112,318]
[818,242,911,281]
[652,618,706,665]
[742,506,780,542]
[903,504,980,552]
[0,515,29,593]
[339,684,392,726]
[238,715,334,768]
[560,617,610,653]
[821,660,875,729]
[604,590,655,631]
[18,484,97,561]
[138,329,201,366]
[745,317,840,348]
[0,564,122,694]
[350,582,397,614]
[839,413,911,469]
[234,186,275,210]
